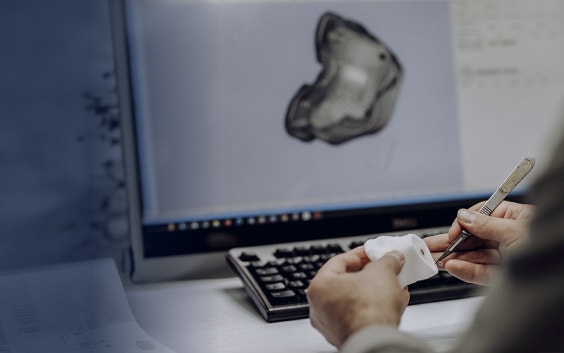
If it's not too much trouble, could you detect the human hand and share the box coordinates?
[306,246,409,348]
[424,201,535,285]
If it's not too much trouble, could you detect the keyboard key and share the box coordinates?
[291,272,308,280]
[298,263,315,271]
[303,255,321,263]
[310,245,326,254]
[288,280,305,289]
[293,246,310,256]
[238,252,260,262]
[319,254,333,261]
[265,282,286,291]
[349,241,364,249]
[271,289,296,299]
[255,267,278,276]
[267,289,300,305]
[326,243,344,253]
[248,261,266,269]
[273,248,293,258]
[260,274,284,283]
[280,265,297,273]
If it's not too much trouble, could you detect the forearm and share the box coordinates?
[341,325,435,353]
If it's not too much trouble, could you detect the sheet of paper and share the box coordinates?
[0,258,176,353]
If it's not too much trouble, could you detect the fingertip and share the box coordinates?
[362,250,405,276]
[457,208,477,225]
[424,233,451,251]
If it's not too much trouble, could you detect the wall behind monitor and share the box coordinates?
[0,0,130,272]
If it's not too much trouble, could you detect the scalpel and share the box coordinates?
[435,157,535,265]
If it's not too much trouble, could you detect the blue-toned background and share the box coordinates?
[0,0,129,271]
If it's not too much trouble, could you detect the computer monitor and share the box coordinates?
[110,0,564,282]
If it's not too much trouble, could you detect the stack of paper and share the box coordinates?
[0,258,175,353]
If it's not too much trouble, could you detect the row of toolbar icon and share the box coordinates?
[166,210,322,232]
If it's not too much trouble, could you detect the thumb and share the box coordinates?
[365,250,405,276]
[457,208,516,245]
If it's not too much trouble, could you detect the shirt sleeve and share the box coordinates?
[340,325,435,353]
[450,129,564,353]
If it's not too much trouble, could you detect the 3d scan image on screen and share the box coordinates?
[123,0,460,227]
[286,12,403,145]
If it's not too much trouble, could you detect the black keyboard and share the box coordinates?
[226,228,483,322]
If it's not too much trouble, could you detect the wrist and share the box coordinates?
[344,308,401,340]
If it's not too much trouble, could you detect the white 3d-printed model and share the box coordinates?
[364,233,438,287]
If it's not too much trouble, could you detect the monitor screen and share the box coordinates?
[111,0,564,280]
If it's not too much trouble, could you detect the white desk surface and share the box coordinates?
[125,277,483,353]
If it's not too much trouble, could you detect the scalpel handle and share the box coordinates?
[480,157,536,216]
